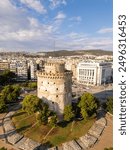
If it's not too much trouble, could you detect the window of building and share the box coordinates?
[56,95,58,97]
[56,88,58,90]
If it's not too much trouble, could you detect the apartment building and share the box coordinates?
[0,61,10,71]
[17,61,28,80]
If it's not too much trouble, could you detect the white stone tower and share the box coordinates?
[37,61,72,116]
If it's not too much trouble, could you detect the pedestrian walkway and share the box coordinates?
[90,114,113,150]
[0,113,18,150]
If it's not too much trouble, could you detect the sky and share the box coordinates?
[0,0,113,52]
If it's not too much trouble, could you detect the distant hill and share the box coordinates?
[0,49,113,57]
[45,49,113,57]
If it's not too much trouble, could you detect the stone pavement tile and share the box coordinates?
[88,123,104,138]
[15,137,41,150]
[4,120,16,133]
[7,132,24,144]
[79,134,97,149]
[62,142,74,150]
[96,118,106,127]
[76,139,87,150]
[67,140,82,150]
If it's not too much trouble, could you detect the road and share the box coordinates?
[72,83,113,103]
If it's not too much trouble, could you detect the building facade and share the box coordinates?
[0,61,10,71]
[77,61,113,86]
[28,60,37,80]
[10,61,17,73]
[37,62,72,116]
[17,61,28,80]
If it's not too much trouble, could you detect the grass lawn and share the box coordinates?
[12,109,96,147]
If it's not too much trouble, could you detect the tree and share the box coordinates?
[28,82,37,89]
[36,103,50,125]
[106,97,113,114]
[0,97,7,113]
[78,93,98,120]
[1,85,14,103]
[36,110,48,125]
[22,95,42,115]
[64,105,75,122]
[48,115,57,127]
[0,70,16,85]
[7,93,14,103]
[1,85,21,103]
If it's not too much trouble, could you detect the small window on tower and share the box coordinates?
[56,95,58,97]
[56,88,58,90]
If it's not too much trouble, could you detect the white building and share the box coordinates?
[17,61,28,80]
[77,61,113,86]
[28,60,37,80]
[10,60,17,73]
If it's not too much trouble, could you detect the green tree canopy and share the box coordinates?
[78,93,98,120]
[28,82,37,89]
[22,95,42,115]
[0,96,7,113]
[1,85,21,103]
[48,114,57,127]
[64,105,75,122]
[36,103,50,124]
[0,70,16,85]
[106,97,113,114]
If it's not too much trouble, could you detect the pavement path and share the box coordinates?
[90,114,113,150]
[0,112,19,150]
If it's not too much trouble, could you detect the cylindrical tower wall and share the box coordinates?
[37,66,72,115]
[44,62,65,74]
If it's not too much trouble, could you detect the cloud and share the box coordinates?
[97,27,113,34]
[0,0,112,51]
[51,32,112,51]
[0,0,57,50]
[69,16,82,22]
[49,0,67,9]
[54,11,66,20]
[19,0,47,13]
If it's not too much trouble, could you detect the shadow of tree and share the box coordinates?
[40,141,53,149]
[16,125,32,133]
[0,133,6,139]
[57,121,68,128]
[12,111,26,118]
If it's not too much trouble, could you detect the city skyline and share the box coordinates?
[0,0,112,52]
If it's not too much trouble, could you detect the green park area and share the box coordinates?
[12,109,95,146]
[11,92,99,147]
